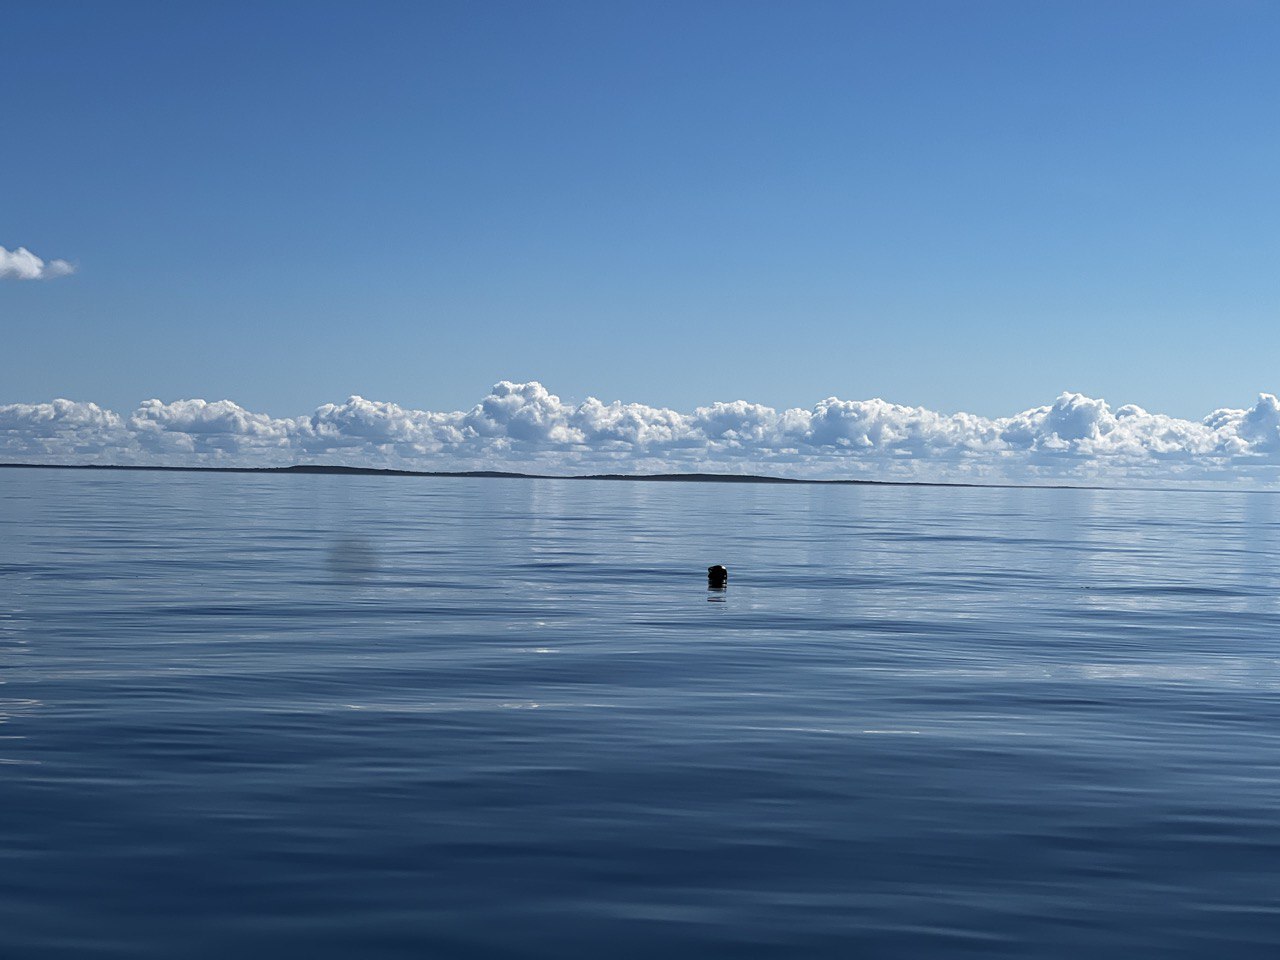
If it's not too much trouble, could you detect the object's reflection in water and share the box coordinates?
[708,564,728,602]
[707,563,728,601]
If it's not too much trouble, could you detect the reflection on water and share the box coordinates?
[708,563,728,601]
[3,470,1280,958]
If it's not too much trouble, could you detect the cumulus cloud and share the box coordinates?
[0,399,128,459]
[0,245,75,280]
[5,382,1280,485]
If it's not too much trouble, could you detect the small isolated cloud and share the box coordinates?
[6,382,1280,486]
[0,245,75,281]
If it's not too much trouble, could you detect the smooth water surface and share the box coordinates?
[3,469,1280,958]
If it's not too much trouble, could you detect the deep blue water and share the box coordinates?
[4,469,1280,958]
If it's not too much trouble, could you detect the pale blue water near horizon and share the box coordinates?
[3,468,1280,958]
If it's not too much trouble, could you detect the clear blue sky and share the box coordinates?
[3,0,1277,418]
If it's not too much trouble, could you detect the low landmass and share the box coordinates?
[0,461,1101,490]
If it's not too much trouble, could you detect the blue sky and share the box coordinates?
[3,0,1278,421]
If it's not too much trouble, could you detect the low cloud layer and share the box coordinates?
[0,245,75,280]
[4,381,1280,485]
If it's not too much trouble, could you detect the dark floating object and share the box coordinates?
[707,564,728,589]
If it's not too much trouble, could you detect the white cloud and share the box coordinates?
[0,245,75,281]
[128,399,305,457]
[0,399,129,459]
[6,383,1280,485]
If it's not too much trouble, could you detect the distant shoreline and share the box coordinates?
[2,461,1269,494]
[0,461,1108,491]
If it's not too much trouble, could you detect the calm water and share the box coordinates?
[3,469,1280,958]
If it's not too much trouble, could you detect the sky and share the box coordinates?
[3,1,1279,480]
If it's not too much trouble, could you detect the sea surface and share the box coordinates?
[3,468,1280,958]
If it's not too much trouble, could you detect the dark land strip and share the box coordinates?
[0,461,1110,491]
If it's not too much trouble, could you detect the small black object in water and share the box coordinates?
[707,565,728,589]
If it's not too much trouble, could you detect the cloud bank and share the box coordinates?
[0,245,75,281]
[4,381,1280,485]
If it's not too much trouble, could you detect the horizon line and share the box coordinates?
[0,460,1235,494]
